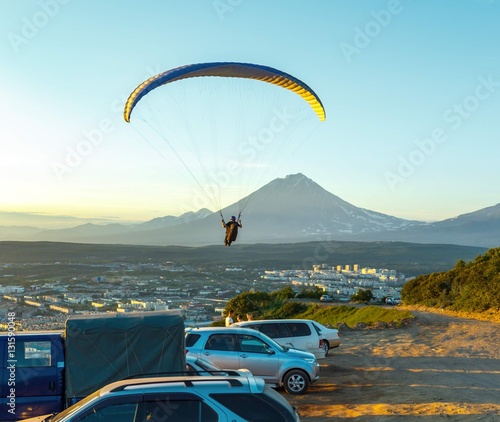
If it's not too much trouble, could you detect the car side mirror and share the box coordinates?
[265,347,275,355]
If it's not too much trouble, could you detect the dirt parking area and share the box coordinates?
[283,310,500,421]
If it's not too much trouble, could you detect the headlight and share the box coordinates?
[304,358,316,365]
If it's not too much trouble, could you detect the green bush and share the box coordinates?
[296,286,323,299]
[351,288,374,303]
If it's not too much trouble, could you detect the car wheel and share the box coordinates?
[283,369,309,394]
[322,340,330,356]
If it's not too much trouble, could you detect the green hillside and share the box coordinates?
[401,247,500,313]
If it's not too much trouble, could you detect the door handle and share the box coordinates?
[240,354,248,358]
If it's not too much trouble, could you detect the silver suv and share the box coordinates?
[24,375,300,422]
[233,319,326,359]
[186,326,320,394]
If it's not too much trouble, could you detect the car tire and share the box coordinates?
[283,369,309,394]
[322,340,330,356]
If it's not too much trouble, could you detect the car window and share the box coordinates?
[311,322,322,335]
[185,333,201,347]
[16,340,52,367]
[75,403,138,422]
[238,334,270,354]
[287,322,311,337]
[251,332,286,352]
[205,334,237,351]
[142,399,218,422]
[210,392,296,422]
[241,323,261,331]
[259,323,291,339]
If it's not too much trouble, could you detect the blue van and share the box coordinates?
[0,310,186,421]
[0,331,65,421]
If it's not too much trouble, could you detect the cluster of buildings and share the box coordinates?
[0,261,407,331]
[262,263,406,302]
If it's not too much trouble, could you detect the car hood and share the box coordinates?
[282,347,316,360]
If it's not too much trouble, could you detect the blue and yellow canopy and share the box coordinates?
[124,62,326,122]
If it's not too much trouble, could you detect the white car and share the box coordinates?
[311,321,341,356]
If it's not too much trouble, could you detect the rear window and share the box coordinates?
[186,333,201,347]
[311,322,322,335]
[210,392,296,422]
[287,322,311,337]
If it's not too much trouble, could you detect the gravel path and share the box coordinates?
[283,310,500,421]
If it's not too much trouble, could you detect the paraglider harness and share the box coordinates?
[220,211,242,246]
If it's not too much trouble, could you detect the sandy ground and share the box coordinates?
[283,309,500,421]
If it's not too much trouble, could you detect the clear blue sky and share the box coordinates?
[1,0,499,224]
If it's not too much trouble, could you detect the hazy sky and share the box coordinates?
[1,0,499,224]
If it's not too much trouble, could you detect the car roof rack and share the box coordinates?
[121,370,244,380]
[109,376,245,393]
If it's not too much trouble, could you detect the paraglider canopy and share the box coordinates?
[123,62,326,214]
[124,62,326,123]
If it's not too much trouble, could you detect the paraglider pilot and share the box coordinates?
[221,214,242,246]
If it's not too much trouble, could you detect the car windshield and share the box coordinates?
[49,389,102,421]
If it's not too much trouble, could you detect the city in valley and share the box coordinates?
[0,260,407,331]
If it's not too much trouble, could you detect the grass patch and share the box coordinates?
[297,304,415,329]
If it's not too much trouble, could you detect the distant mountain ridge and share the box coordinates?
[1,174,499,248]
[140,209,213,230]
